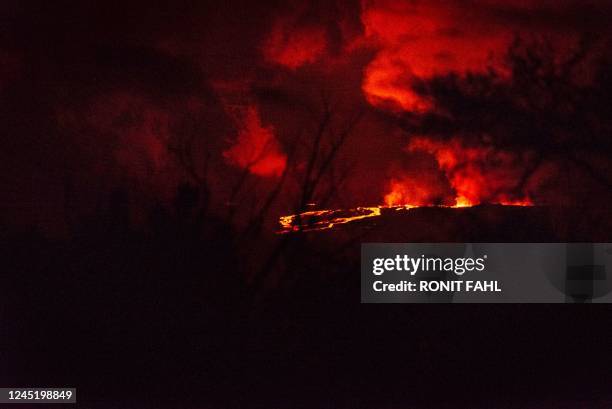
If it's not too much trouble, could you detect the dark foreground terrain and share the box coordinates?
[2,204,612,408]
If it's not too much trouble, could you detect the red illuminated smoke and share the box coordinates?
[223,106,287,178]
[361,0,510,111]
[385,137,534,207]
[262,13,327,69]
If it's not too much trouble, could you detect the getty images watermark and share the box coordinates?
[361,243,612,303]
[371,253,498,293]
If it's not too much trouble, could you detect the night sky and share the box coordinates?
[3,0,612,233]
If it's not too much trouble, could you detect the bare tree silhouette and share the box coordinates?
[245,93,364,295]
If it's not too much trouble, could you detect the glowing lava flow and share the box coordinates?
[279,206,385,233]
[278,201,533,234]
[452,196,533,208]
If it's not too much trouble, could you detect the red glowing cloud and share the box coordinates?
[223,106,287,178]
[360,0,513,111]
[400,136,534,206]
[262,16,327,69]
[70,92,173,178]
[384,175,450,207]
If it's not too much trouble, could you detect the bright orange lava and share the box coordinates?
[278,207,384,233]
[278,201,532,233]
